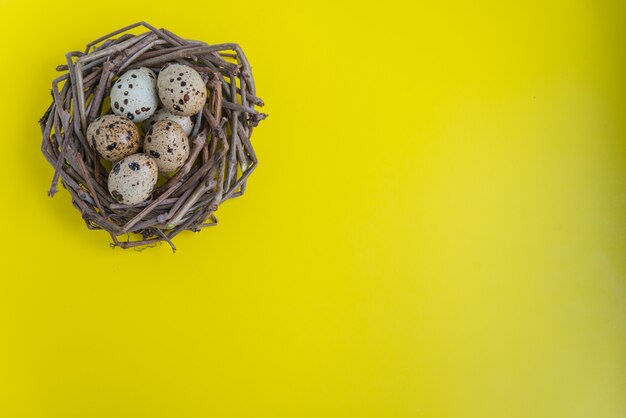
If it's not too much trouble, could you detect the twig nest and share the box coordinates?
[39,22,267,250]
[157,63,207,116]
[144,120,190,173]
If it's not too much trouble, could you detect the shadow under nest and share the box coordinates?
[39,22,267,251]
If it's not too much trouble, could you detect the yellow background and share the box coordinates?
[0,0,625,417]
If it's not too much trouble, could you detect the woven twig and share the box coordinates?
[39,22,267,251]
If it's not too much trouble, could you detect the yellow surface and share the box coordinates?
[0,1,625,417]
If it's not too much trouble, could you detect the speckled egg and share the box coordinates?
[87,115,140,161]
[141,108,194,136]
[157,64,207,116]
[110,67,158,122]
[144,120,190,173]
[108,154,158,205]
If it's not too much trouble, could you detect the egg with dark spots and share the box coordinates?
[141,108,194,136]
[87,115,140,161]
[157,64,206,116]
[107,153,158,205]
[110,67,158,122]
[143,120,190,173]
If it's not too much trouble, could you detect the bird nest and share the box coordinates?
[39,22,267,251]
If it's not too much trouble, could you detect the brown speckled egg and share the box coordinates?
[108,154,158,205]
[157,64,207,116]
[110,67,158,122]
[144,120,190,173]
[87,115,140,161]
[141,108,194,136]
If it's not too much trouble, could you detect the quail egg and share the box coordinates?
[107,153,158,205]
[86,115,140,161]
[157,64,207,116]
[144,120,190,173]
[141,108,194,136]
[110,67,158,122]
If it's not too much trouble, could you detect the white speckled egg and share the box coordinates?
[144,120,190,173]
[141,108,194,136]
[108,153,158,205]
[157,64,207,116]
[110,68,158,122]
[87,115,140,161]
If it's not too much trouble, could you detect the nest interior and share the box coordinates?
[39,22,267,250]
